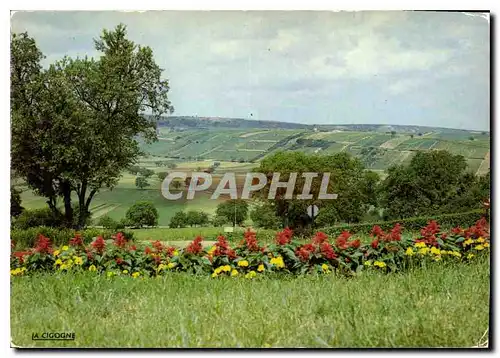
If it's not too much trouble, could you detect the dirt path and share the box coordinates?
[91,204,120,219]
[380,136,409,149]
[476,151,490,176]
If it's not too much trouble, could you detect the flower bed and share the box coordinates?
[10,217,490,279]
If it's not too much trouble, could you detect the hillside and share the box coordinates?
[140,116,490,174]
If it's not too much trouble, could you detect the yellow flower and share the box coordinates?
[238,260,249,267]
[214,266,224,274]
[433,256,441,261]
[475,245,485,251]
[414,242,426,248]
[167,262,176,269]
[55,259,63,266]
[270,256,285,269]
[61,245,69,251]
[430,247,441,256]
[132,272,140,278]
[484,242,490,248]
[463,238,474,247]
[364,260,372,266]
[222,265,231,272]
[477,237,485,243]
[157,264,167,271]
[231,269,239,277]
[257,264,265,272]
[245,270,257,279]
[467,253,475,260]
[418,247,429,255]
[211,272,218,278]
[73,257,83,265]
[10,267,26,276]
[173,250,179,257]
[321,263,330,273]
[405,247,415,256]
[53,250,60,257]
[374,261,386,268]
[451,251,462,258]
[66,258,74,266]
[207,246,216,255]
[122,269,129,274]
[88,265,97,272]
[59,264,68,271]
[107,271,115,277]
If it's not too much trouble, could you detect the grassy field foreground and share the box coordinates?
[11,257,490,348]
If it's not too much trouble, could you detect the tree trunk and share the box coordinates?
[60,181,73,228]
[76,181,87,230]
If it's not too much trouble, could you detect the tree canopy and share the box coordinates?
[11,24,173,228]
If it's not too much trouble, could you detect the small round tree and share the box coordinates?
[126,201,159,228]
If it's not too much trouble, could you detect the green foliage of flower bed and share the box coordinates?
[10,217,490,279]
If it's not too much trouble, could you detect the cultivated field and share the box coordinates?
[16,125,490,223]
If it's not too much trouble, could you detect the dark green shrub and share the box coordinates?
[13,208,64,229]
[126,201,159,228]
[97,215,119,229]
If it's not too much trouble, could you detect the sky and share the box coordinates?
[10,11,490,131]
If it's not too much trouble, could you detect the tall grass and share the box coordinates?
[11,256,489,348]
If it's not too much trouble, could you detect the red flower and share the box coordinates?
[320,242,337,260]
[295,247,311,262]
[69,233,83,247]
[243,229,260,252]
[276,227,293,245]
[313,231,329,245]
[345,257,351,263]
[12,251,31,264]
[371,225,385,238]
[213,235,237,258]
[451,226,463,235]
[91,236,106,254]
[116,258,124,265]
[129,245,137,252]
[335,231,351,250]
[165,246,176,257]
[152,240,164,252]
[440,233,448,240]
[388,223,402,241]
[349,239,361,249]
[34,234,52,254]
[185,236,203,255]
[113,232,128,248]
[421,220,440,237]
[371,239,379,249]
[85,248,94,260]
[145,246,152,255]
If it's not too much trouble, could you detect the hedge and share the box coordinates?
[320,210,486,237]
[11,226,135,250]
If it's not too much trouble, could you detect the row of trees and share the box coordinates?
[246,150,489,231]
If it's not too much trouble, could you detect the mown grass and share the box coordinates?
[11,256,490,348]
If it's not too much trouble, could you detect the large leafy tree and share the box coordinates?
[379,150,487,219]
[253,151,372,229]
[11,24,174,228]
[216,199,249,227]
